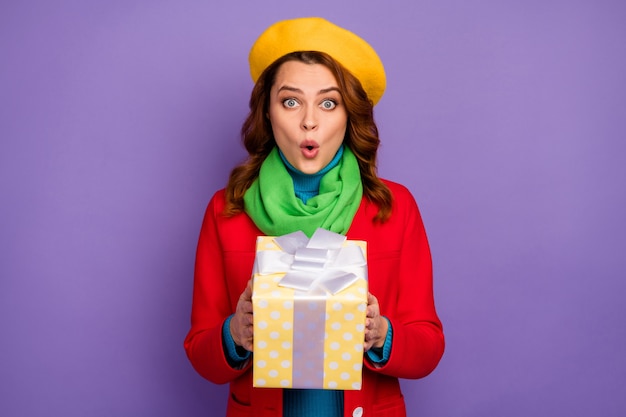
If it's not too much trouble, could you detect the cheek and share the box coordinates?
[332,110,348,130]
[331,117,348,136]
[270,119,290,139]
[268,109,294,132]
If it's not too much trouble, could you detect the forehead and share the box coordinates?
[272,61,339,90]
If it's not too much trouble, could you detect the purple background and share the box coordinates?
[2,1,625,416]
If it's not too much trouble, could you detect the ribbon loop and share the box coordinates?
[256,228,366,295]
[292,247,329,270]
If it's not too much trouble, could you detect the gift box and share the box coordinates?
[251,228,368,390]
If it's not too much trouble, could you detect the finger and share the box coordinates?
[364,327,376,341]
[241,289,252,302]
[363,340,373,352]
[367,292,378,305]
[363,330,370,340]
[240,300,253,313]
[242,314,253,326]
[244,325,254,338]
[241,280,254,300]
[366,305,380,320]
[242,340,253,352]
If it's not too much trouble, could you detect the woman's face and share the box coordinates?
[268,61,348,174]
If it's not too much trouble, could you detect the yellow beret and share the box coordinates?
[249,17,386,105]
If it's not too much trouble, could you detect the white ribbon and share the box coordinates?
[256,228,366,295]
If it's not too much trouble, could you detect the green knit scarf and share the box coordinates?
[243,146,363,237]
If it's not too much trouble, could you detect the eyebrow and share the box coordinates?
[277,85,341,95]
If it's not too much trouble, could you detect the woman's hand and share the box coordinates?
[230,279,254,351]
[364,292,389,352]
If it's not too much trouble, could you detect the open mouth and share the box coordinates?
[300,141,319,159]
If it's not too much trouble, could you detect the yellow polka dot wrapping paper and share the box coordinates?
[251,229,368,390]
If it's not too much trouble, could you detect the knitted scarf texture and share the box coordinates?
[243,146,363,237]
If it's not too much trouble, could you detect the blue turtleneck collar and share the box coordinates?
[278,145,344,204]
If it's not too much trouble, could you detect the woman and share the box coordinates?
[184,17,444,417]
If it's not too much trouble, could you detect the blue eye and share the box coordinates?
[321,99,336,110]
[283,98,298,108]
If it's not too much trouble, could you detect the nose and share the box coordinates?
[302,120,317,130]
[301,107,318,131]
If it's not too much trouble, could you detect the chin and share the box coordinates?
[298,163,324,175]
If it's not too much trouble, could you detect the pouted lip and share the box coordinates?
[300,140,319,151]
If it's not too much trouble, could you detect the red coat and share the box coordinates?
[184,180,444,417]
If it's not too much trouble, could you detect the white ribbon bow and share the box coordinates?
[256,228,366,295]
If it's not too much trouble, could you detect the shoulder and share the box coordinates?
[202,188,260,243]
[381,178,412,195]
[379,178,425,227]
[205,188,227,214]
[380,178,418,207]
[210,188,227,203]
[351,179,421,231]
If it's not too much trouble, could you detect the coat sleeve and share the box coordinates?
[363,184,445,379]
[183,193,252,384]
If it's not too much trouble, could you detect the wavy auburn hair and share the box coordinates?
[224,51,392,222]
